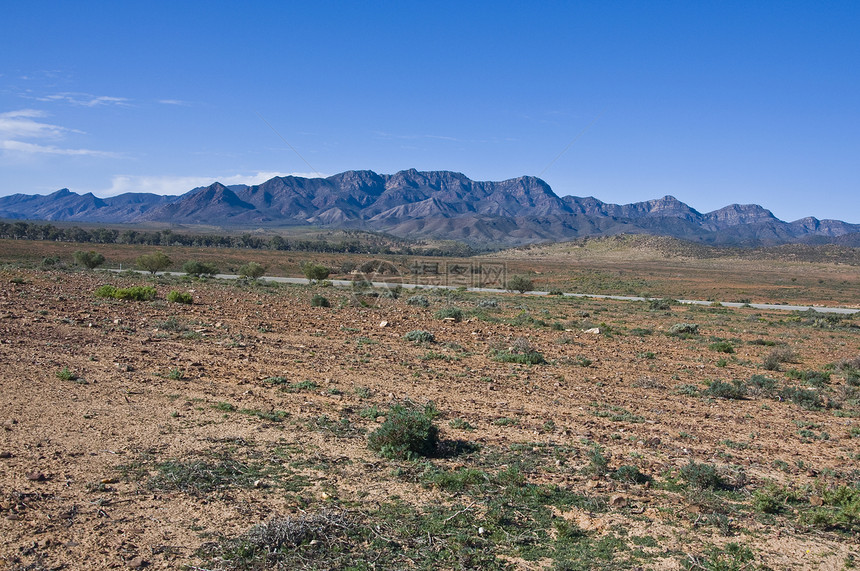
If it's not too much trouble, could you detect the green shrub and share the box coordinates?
[406,294,430,307]
[310,294,330,307]
[507,275,534,294]
[136,251,172,274]
[56,367,78,381]
[763,347,798,371]
[548,289,564,296]
[182,260,219,277]
[649,298,675,311]
[612,465,650,484]
[238,262,266,280]
[95,285,157,301]
[73,250,105,269]
[434,307,463,321]
[302,262,331,282]
[167,290,193,304]
[667,323,699,337]
[779,386,823,410]
[679,460,725,490]
[404,330,435,344]
[748,374,778,396]
[491,337,546,365]
[705,379,746,400]
[367,403,439,460]
[708,340,735,354]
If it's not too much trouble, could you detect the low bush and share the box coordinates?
[779,386,823,410]
[73,250,105,269]
[705,379,746,400]
[667,323,699,337]
[404,330,435,344]
[434,307,463,321]
[95,285,157,301]
[708,340,735,353]
[167,290,193,304]
[182,260,219,277]
[310,294,330,307]
[238,262,266,280]
[507,274,534,294]
[491,337,546,365]
[406,294,430,307]
[679,460,725,490]
[367,402,439,460]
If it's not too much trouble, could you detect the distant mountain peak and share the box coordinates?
[1,169,857,247]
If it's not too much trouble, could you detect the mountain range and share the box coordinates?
[2,169,858,247]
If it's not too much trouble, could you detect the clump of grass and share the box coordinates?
[285,380,320,393]
[310,293,330,307]
[433,307,463,321]
[649,298,675,311]
[448,418,475,430]
[405,294,430,307]
[95,285,157,301]
[491,337,546,365]
[404,330,435,344]
[367,402,440,460]
[56,367,82,383]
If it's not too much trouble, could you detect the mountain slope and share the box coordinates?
[1,170,857,247]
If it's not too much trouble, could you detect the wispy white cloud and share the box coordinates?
[35,92,130,107]
[158,99,188,106]
[98,171,327,197]
[1,139,119,157]
[0,109,78,139]
[0,108,115,158]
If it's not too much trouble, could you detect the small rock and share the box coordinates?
[127,556,147,569]
[809,495,824,506]
[379,320,389,328]
[0,451,12,459]
[6,513,20,521]
[584,327,601,334]
[609,494,627,508]
[26,472,45,482]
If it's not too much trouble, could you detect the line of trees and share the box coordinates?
[0,221,476,257]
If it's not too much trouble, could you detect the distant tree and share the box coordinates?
[238,261,266,280]
[182,260,219,277]
[136,251,172,274]
[73,250,106,269]
[302,261,331,283]
[507,275,534,294]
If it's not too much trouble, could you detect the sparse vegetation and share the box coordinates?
[73,250,105,269]
[367,402,439,460]
[95,284,157,301]
[167,290,193,304]
[182,260,219,277]
[310,293,330,307]
[404,329,435,343]
[238,261,266,279]
[301,261,331,282]
[406,294,430,307]
[507,274,534,293]
[135,251,172,274]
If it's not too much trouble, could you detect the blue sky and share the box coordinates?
[1,1,858,222]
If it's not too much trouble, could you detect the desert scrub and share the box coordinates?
[779,386,823,410]
[433,307,463,321]
[167,290,193,304]
[491,337,546,365]
[708,340,735,353]
[405,294,430,307]
[667,323,699,337]
[310,293,330,307]
[762,347,798,371]
[73,250,105,269]
[95,285,157,301]
[367,402,440,460]
[182,260,219,277]
[679,460,726,490]
[507,274,534,293]
[238,261,266,279]
[404,329,435,344]
[704,379,746,400]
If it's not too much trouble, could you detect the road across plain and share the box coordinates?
[149,272,859,315]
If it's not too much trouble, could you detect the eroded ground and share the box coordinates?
[0,268,858,570]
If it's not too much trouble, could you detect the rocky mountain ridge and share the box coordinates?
[1,169,857,246]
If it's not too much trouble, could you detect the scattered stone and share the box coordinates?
[26,471,45,482]
[809,495,824,506]
[584,327,601,334]
[127,556,148,569]
[609,494,627,508]
[379,320,389,327]
[0,451,12,458]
